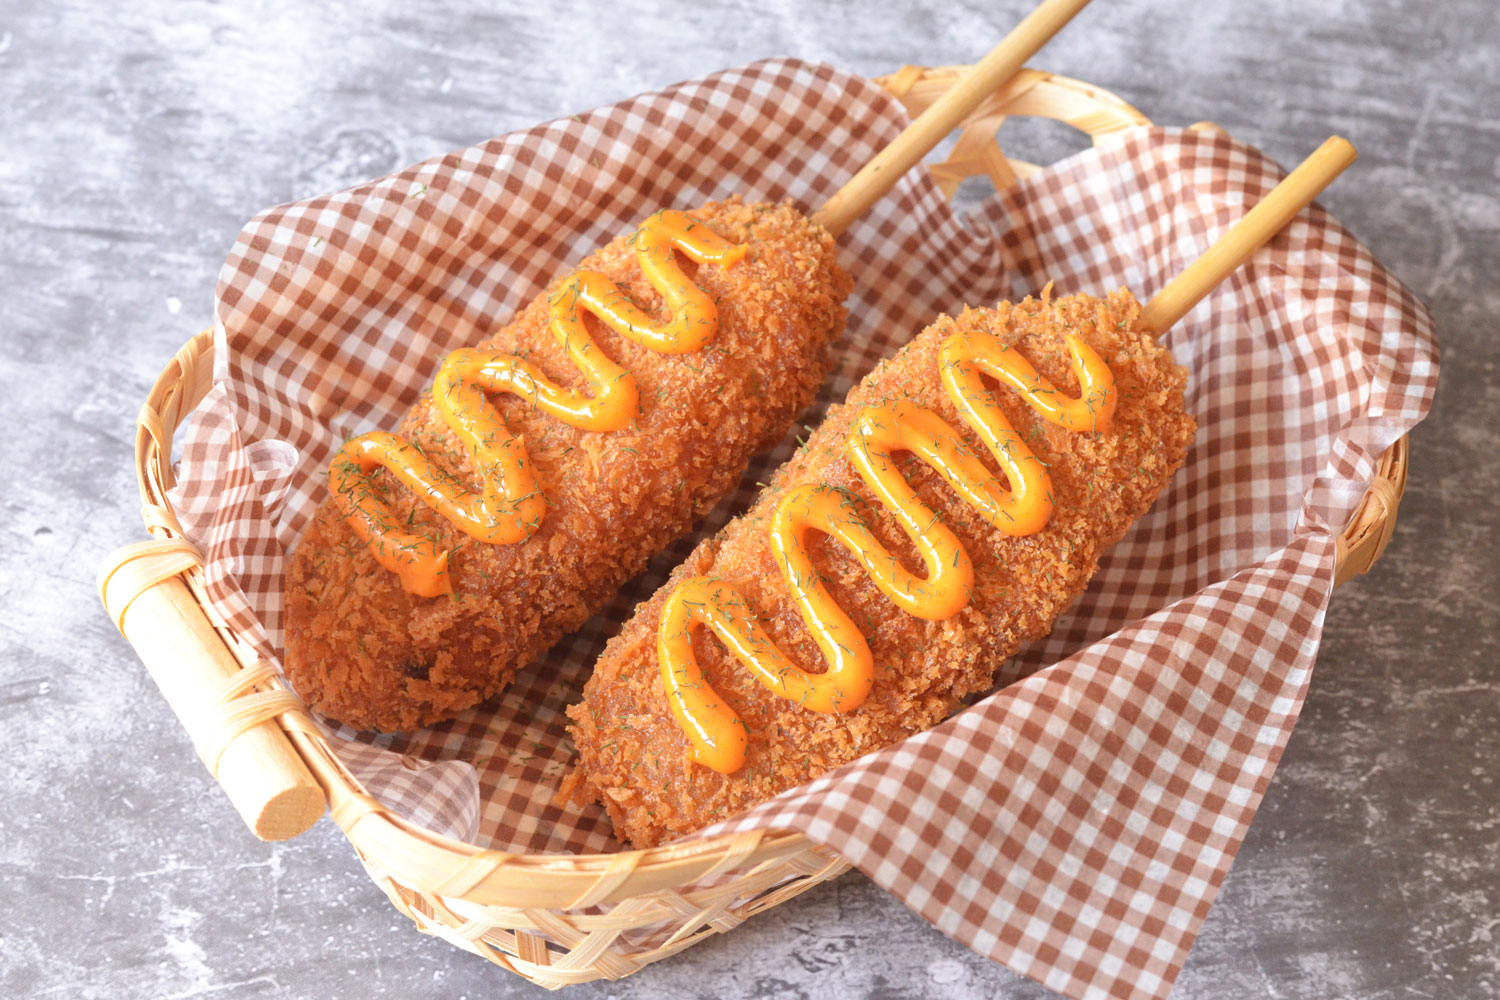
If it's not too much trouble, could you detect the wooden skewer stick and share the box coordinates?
[1143,136,1358,332]
[811,0,1095,237]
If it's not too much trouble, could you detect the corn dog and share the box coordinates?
[565,289,1195,848]
[284,198,851,732]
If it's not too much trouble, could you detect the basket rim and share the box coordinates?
[124,64,1410,907]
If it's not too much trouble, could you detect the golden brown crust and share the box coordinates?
[283,199,852,732]
[566,290,1197,848]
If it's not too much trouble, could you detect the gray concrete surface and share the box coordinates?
[2,1,1496,998]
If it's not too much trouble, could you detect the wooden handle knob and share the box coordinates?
[99,541,325,841]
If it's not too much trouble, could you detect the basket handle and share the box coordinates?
[812,0,1094,235]
[99,534,326,841]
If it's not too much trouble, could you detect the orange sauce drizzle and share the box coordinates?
[330,210,746,598]
[658,330,1116,773]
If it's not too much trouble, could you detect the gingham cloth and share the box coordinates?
[168,58,1438,1000]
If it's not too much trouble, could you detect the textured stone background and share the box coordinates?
[2,1,1496,998]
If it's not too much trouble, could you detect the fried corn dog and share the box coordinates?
[565,289,1196,848]
[285,199,851,732]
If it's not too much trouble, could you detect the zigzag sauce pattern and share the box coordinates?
[658,329,1117,773]
[330,210,746,598]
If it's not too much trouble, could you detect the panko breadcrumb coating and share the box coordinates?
[565,289,1196,848]
[284,198,852,732]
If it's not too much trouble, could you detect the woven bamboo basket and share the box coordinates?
[98,66,1408,988]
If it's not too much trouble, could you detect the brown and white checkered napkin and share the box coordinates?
[168,58,1437,1000]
